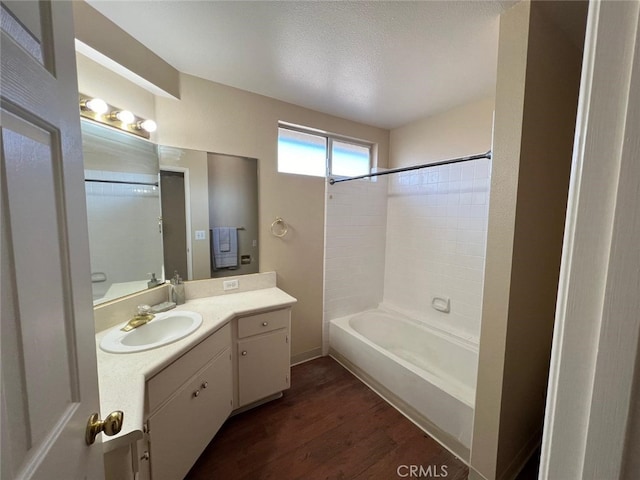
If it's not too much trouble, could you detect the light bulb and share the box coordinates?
[84,98,108,114]
[115,110,135,124]
[139,119,157,133]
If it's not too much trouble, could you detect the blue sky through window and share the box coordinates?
[278,129,326,177]
[278,127,370,178]
[332,141,370,177]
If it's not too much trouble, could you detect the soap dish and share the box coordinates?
[150,301,177,313]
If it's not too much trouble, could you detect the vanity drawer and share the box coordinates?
[237,308,289,338]
[146,323,231,413]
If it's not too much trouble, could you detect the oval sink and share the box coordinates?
[100,311,203,354]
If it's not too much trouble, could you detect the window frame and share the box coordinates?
[277,124,373,179]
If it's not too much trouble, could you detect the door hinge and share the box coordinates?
[286,335,289,344]
[143,422,149,434]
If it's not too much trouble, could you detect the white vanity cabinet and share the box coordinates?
[143,324,233,480]
[100,300,296,480]
[236,308,291,407]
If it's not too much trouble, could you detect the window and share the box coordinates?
[330,140,370,177]
[277,127,327,177]
[278,126,372,178]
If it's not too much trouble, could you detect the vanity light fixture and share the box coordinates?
[81,97,109,115]
[135,119,157,133]
[79,93,156,139]
[111,110,136,125]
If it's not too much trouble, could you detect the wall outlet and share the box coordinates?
[195,230,206,240]
[223,279,239,291]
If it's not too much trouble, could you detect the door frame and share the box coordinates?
[540,0,640,477]
[160,166,192,280]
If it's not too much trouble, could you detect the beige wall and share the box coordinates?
[390,96,494,168]
[76,53,156,127]
[155,73,389,362]
[469,1,585,479]
[73,1,180,99]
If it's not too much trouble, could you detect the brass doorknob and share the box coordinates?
[86,410,124,445]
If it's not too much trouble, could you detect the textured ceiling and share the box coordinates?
[86,1,515,129]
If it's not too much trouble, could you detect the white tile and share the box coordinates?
[472,192,487,205]
[470,205,488,218]
[461,163,475,181]
[425,195,438,207]
[438,165,450,183]
[437,182,450,194]
[474,159,490,179]
[449,164,462,182]
[460,192,473,205]
[467,243,486,257]
[473,178,489,192]
[325,156,489,344]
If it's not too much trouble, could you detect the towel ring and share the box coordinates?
[270,217,288,238]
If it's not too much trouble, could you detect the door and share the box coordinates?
[160,169,188,279]
[1,2,104,479]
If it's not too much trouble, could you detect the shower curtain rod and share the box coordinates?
[328,150,492,185]
[84,178,159,187]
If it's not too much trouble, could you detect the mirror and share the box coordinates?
[158,146,259,281]
[82,119,163,305]
[81,121,260,306]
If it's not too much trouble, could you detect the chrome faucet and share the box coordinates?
[121,305,155,332]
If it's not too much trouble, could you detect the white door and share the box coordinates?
[1,1,104,479]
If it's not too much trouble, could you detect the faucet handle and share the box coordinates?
[137,304,151,315]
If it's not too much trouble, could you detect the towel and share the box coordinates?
[219,228,231,252]
[212,227,238,269]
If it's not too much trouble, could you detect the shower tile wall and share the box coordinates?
[383,159,490,343]
[85,179,163,301]
[323,177,388,353]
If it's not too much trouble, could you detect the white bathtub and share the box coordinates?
[329,307,478,460]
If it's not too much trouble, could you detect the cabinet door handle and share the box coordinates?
[241,350,247,356]
[193,389,200,398]
[262,321,268,326]
[201,381,208,389]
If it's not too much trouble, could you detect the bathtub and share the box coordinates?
[329,307,478,460]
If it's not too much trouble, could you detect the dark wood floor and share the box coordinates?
[186,356,469,480]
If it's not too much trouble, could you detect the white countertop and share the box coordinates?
[95,287,296,451]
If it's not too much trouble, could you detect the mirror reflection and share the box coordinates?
[81,121,260,306]
[82,119,163,305]
[158,146,259,280]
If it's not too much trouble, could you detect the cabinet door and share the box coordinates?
[147,348,232,480]
[238,330,290,407]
